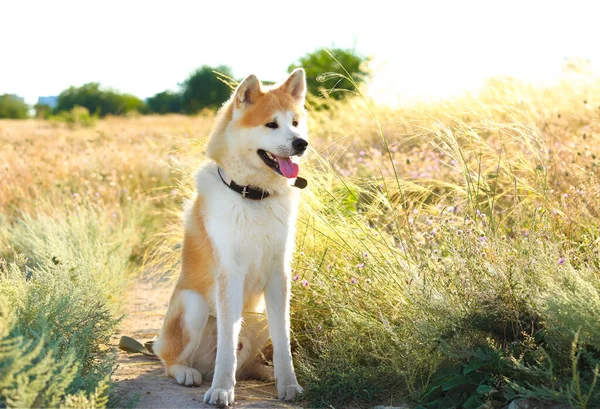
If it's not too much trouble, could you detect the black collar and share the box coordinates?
[217,167,307,200]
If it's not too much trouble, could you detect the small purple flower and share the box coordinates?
[363,252,369,258]
[317,324,322,331]
[301,279,309,287]
[327,264,333,270]
[558,257,566,265]
[359,150,366,156]
[356,262,365,269]
[73,193,79,198]
[293,274,300,281]
[350,277,358,284]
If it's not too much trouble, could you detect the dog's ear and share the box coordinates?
[280,68,306,103]
[234,74,261,109]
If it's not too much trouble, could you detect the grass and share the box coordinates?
[1,70,600,408]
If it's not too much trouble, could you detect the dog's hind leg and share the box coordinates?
[154,288,209,386]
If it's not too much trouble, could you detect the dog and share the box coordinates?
[154,69,308,407]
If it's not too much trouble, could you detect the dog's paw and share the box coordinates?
[277,380,303,401]
[168,364,202,386]
[203,386,234,407]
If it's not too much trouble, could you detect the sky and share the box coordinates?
[1,0,599,106]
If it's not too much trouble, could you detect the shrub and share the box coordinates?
[0,204,137,408]
[51,106,97,128]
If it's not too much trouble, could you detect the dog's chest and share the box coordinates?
[205,193,295,274]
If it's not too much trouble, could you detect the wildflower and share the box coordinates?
[317,324,322,331]
[558,257,566,265]
[563,193,569,199]
[359,150,366,156]
[301,279,309,287]
[327,264,333,270]
[350,277,358,284]
[293,274,300,281]
[356,262,365,269]
[363,252,369,258]
[73,193,79,198]
[479,236,487,244]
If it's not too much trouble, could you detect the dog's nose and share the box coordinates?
[292,138,308,153]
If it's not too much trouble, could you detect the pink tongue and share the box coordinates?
[276,156,299,178]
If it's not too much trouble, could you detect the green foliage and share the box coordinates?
[34,103,52,119]
[55,83,147,117]
[288,47,370,102]
[147,90,183,114]
[0,94,29,119]
[180,65,234,114]
[0,204,137,408]
[51,106,97,128]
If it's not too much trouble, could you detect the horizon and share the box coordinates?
[2,0,599,107]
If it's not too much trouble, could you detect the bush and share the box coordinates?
[0,204,136,408]
[34,103,52,119]
[50,106,97,128]
[0,94,29,119]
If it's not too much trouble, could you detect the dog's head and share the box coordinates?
[206,69,308,189]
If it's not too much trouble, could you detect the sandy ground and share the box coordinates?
[110,280,302,409]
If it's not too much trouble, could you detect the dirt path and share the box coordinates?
[110,280,302,409]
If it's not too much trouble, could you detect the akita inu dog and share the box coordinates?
[154,69,308,406]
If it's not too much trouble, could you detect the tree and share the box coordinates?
[181,65,234,114]
[288,48,370,101]
[55,83,147,117]
[147,90,182,114]
[0,94,29,119]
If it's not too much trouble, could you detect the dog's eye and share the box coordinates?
[265,122,278,129]
[292,120,298,127]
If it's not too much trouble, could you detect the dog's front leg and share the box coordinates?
[203,269,244,407]
[265,270,303,401]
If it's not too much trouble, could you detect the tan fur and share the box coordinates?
[156,292,190,367]
[176,196,215,300]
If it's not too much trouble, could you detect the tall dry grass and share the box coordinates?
[1,71,599,408]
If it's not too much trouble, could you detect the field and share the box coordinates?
[1,73,600,408]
